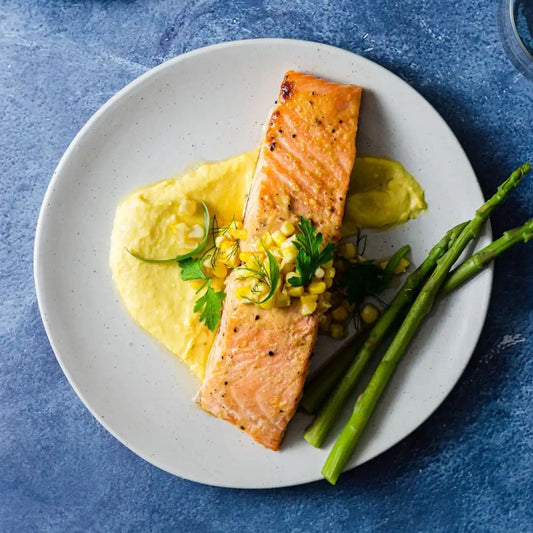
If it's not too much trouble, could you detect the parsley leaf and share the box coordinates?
[178,258,225,330]
[178,257,207,281]
[288,217,336,287]
[194,286,226,331]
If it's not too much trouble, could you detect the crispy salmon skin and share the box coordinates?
[197,71,362,450]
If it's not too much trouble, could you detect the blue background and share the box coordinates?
[1,1,532,531]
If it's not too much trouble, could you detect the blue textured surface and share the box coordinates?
[1,1,532,531]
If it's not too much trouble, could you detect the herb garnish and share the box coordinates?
[339,244,410,305]
[237,244,280,304]
[288,217,336,287]
[178,257,226,331]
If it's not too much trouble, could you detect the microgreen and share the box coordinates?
[237,243,280,304]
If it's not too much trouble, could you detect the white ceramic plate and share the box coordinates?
[34,39,491,488]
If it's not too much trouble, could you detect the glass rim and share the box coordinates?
[509,0,533,61]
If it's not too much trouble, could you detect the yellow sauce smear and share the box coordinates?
[110,151,256,380]
[343,156,427,234]
[110,151,426,381]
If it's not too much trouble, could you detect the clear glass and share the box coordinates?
[498,0,533,80]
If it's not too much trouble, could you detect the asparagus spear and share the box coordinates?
[303,222,468,447]
[302,218,533,417]
[321,163,530,485]
[441,218,533,295]
[301,245,411,414]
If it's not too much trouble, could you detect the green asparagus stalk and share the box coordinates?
[441,218,533,295]
[303,221,468,447]
[321,163,530,485]
[302,218,533,417]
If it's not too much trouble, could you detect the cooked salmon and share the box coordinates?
[197,71,362,450]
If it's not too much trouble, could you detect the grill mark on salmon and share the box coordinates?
[197,71,362,450]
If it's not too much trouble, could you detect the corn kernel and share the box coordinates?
[301,301,318,316]
[331,306,349,322]
[330,323,345,339]
[188,223,205,240]
[178,198,197,216]
[395,257,410,274]
[271,248,283,261]
[212,262,228,278]
[318,314,331,331]
[261,232,273,247]
[301,293,318,304]
[281,247,297,261]
[219,238,236,252]
[190,279,205,291]
[323,260,334,269]
[211,278,225,292]
[215,235,225,248]
[252,282,268,299]
[380,256,410,274]
[223,253,240,268]
[286,271,298,282]
[324,267,336,279]
[271,230,286,246]
[314,267,325,279]
[308,281,326,295]
[275,292,291,307]
[234,220,243,229]
[339,242,356,259]
[239,251,254,263]
[259,297,276,310]
[229,228,248,240]
[360,303,380,324]
[358,255,367,262]
[287,285,304,297]
[317,297,332,314]
[325,278,333,289]
[235,285,251,300]
[280,221,295,236]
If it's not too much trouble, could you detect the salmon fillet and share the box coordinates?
[197,71,362,450]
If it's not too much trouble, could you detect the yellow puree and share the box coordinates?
[342,156,427,235]
[110,151,256,380]
[110,151,426,381]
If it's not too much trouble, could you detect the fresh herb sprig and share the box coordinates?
[179,257,225,331]
[288,217,336,287]
[206,215,241,269]
[339,245,410,306]
[237,244,280,304]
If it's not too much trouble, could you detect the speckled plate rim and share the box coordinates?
[34,38,492,488]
